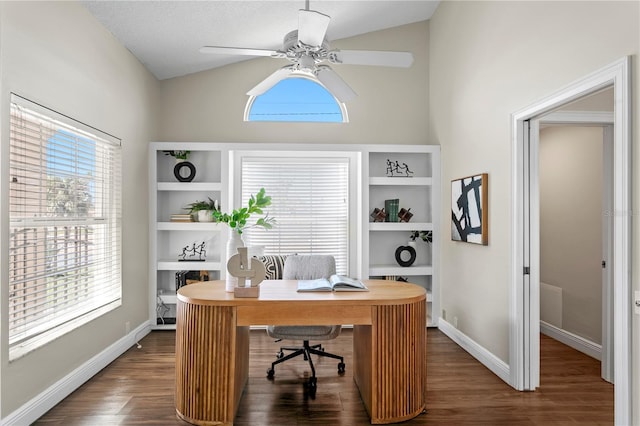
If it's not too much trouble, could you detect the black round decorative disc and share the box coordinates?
[395,245,416,267]
[174,161,196,182]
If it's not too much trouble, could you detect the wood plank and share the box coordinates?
[34,331,613,425]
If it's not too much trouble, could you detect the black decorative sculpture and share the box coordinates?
[179,241,206,261]
[385,159,414,177]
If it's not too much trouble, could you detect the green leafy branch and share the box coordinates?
[213,188,276,234]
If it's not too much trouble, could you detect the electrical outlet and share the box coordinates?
[125,321,131,334]
[453,316,458,328]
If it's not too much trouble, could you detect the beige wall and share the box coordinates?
[157,21,429,144]
[429,0,638,417]
[0,1,159,417]
[540,126,604,344]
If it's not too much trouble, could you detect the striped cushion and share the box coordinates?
[257,255,288,280]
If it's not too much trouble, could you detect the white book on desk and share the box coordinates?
[297,275,369,292]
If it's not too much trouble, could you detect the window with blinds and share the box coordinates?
[240,155,351,275]
[8,94,122,360]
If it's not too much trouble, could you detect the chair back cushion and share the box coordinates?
[267,254,340,341]
[282,255,336,280]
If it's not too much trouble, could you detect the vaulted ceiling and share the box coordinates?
[82,1,440,80]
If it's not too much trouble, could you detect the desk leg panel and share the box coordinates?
[176,302,244,426]
[369,301,427,424]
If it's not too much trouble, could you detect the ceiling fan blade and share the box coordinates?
[298,9,330,46]
[316,66,357,103]
[330,50,414,68]
[247,67,294,96]
[200,46,278,57]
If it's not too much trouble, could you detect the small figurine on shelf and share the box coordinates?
[370,207,386,222]
[398,207,413,223]
[179,241,206,261]
[385,159,414,177]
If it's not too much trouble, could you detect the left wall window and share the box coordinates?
[8,94,122,360]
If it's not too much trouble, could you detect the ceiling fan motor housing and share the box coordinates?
[283,30,330,59]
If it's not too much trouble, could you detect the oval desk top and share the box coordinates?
[177,279,426,307]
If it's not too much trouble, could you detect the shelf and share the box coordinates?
[369,177,432,186]
[369,265,433,276]
[157,260,222,270]
[369,222,433,231]
[157,222,223,231]
[157,182,223,191]
[158,294,177,304]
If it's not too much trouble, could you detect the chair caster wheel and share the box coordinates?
[267,368,275,379]
[338,362,346,374]
[308,377,317,396]
[276,351,284,359]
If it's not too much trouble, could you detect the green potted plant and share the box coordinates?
[164,150,190,161]
[184,197,218,222]
[213,188,275,235]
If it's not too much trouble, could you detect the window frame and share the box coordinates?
[231,149,359,275]
[7,94,122,361]
[243,75,349,123]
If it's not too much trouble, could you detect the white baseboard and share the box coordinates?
[1,321,152,426]
[437,318,510,385]
[540,321,601,360]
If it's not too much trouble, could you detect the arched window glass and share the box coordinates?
[245,76,347,123]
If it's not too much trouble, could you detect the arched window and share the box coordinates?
[244,76,348,123]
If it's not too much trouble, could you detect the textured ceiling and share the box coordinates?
[82,1,440,80]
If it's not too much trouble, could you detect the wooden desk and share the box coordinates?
[175,279,427,425]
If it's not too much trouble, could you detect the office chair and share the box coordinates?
[265,255,345,395]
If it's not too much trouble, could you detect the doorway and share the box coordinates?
[538,113,614,383]
[510,57,631,425]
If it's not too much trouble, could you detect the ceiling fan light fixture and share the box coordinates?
[296,54,316,73]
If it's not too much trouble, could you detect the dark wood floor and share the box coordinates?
[35,328,613,425]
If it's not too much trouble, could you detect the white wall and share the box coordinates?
[157,21,429,144]
[540,126,603,344]
[429,0,638,419]
[0,1,159,418]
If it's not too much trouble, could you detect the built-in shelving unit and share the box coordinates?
[150,143,440,329]
[149,143,228,329]
[363,146,440,326]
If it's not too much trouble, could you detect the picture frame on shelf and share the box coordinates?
[451,173,488,245]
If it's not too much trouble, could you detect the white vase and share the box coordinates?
[225,231,244,292]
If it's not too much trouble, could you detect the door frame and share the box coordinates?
[510,57,631,424]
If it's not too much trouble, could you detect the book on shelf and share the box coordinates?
[384,199,399,223]
[297,275,368,292]
[170,214,193,222]
[176,270,210,289]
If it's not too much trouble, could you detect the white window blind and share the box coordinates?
[240,156,350,275]
[8,94,122,360]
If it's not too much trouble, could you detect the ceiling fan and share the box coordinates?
[199,2,414,102]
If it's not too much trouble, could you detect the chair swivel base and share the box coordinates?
[266,340,345,395]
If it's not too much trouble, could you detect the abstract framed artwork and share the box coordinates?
[451,173,488,245]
